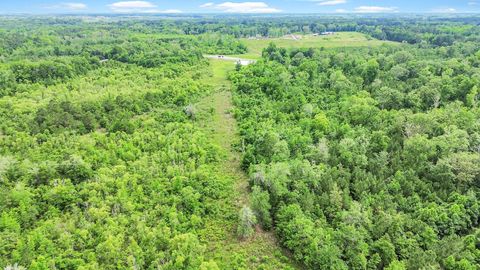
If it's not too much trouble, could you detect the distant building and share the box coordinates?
[320,31,335,35]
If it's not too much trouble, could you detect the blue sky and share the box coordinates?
[1,0,479,14]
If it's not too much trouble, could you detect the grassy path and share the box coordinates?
[196,59,299,269]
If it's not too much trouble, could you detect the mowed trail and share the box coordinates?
[196,59,300,269]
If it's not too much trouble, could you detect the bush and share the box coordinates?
[251,186,272,230]
[184,104,197,120]
[237,206,257,239]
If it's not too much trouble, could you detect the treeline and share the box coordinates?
[231,41,480,269]
[11,57,98,84]
[137,15,480,46]
[0,20,247,60]
[0,23,247,98]
[0,56,98,97]
[5,15,480,50]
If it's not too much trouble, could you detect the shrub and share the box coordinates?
[237,206,257,239]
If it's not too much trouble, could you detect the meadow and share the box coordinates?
[231,32,398,59]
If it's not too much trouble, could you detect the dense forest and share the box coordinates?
[0,14,480,270]
[231,22,480,270]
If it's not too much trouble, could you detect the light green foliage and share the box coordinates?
[313,112,330,132]
[165,233,205,270]
[199,260,220,270]
[466,86,478,107]
[385,260,407,270]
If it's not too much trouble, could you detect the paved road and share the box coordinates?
[204,55,256,65]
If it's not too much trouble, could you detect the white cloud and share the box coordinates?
[109,1,156,9]
[317,0,346,6]
[354,6,397,13]
[200,2,215,8]
[335,8,347,13]
[108,1,181,13]
[200,2,281,13]
[63,2,88,10]
[469,1,478,5]
[45,2,88,10]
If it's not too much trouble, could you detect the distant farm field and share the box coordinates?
[235,32,398,58]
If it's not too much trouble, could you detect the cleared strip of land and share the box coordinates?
[196,58,300,269]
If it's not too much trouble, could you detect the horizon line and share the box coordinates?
[1,12,480,16]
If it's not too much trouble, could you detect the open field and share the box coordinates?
[231,32,398,59]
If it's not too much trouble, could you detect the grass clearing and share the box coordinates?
[231,32,398,58]
[204,58,236,85]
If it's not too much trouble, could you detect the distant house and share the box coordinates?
[321,31,335,35]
